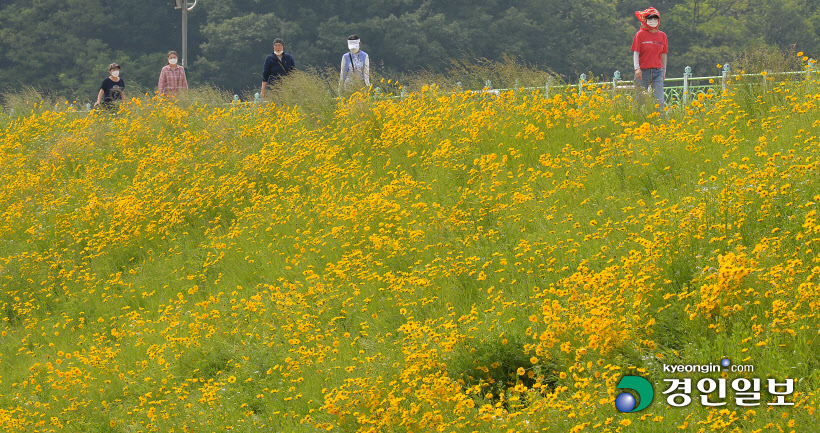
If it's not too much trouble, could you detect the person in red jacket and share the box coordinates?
[632,7,668,112]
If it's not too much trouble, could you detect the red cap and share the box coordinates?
[635,7,661,30]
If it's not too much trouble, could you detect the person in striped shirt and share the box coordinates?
[158,51,189,96]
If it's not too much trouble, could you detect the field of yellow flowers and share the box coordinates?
[1,71,819,432]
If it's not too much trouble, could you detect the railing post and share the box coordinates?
[721,64,730,93]
[683,66,692,105]
[546,76,553,98]
[485,79,492,90]
[612,70,620,99]
[579,73,586,96]
[806,60,813,80]
[233,94,240,104]
[456,81,462,92]
[254,92,261,102]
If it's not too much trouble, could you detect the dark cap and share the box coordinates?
[108,63,120,70]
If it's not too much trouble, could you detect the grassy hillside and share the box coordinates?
[1,68,819,432]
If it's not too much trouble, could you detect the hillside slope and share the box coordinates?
[1,76,819,432]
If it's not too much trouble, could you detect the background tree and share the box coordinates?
[0,0,817,99]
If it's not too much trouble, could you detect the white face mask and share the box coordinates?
[348,40,360,52]
[111,70,120,77]
[646,18,659,28]
[169,58,178,65]
[274,50,283,56]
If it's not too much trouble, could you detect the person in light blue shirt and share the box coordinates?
[339,34,370,92]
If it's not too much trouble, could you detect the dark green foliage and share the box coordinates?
[179,345,234,380]
[449,336,556,406]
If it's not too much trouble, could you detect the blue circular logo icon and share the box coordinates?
[614,376,654,412]
[615,392,637,412]
[721,358,731,368]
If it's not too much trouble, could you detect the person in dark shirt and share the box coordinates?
[95,63,126,109]
[260,38,295,97]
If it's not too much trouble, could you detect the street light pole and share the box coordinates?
[172,0,197,68]
[181,4,187,67]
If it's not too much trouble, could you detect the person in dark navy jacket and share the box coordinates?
[260,38,295,97]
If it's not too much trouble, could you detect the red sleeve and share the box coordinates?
[631,31,642,52]
[662,32,669,53]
